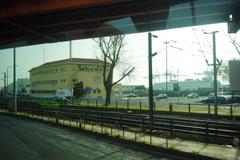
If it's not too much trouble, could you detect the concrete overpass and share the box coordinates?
[0,0,239,49]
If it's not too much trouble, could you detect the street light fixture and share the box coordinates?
[148,33,159,129]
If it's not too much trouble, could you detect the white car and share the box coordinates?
[186,93,198,99]
[155,94,167,100]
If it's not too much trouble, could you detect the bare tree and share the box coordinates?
[94,35,135,105]
[222,29,240,55]
[218,61,229,82]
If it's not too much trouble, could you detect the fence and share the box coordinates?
[0,97,239,118]
[66,99,240,117]
[0,104,237,146]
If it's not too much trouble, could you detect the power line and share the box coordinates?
[192,28,210,65]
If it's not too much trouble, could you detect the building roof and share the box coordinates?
[29,58,106,72]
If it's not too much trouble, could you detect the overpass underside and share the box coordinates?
[0,0,240,49]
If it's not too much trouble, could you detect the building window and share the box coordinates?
[60,79,66,83]
[61,68,66,72]
[34,90,55,94]
[93,77,101,84]
[72,79,78,83]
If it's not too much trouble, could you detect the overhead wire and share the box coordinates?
[192,28,210,65]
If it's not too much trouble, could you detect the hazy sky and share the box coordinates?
[0,22,239,88]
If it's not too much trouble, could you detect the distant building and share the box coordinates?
[153,77,221,91]
[112,83,123,97]
[229,60,240,92]
[122,85,146,93]
[7,78,30,96]
[29,58,108,98]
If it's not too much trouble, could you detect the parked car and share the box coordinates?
[186,93,198,99]
[229,95,240,104]
[200,95,230,104]
[53,96,70,103]
[126,93,137,98]
[155,94,167,100]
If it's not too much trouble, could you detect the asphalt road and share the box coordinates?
[0,114,169,160]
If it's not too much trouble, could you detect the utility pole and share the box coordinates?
[148,33,154,124]
[163,41,170,92]
[13,48,17,112]
[204,31,219,116]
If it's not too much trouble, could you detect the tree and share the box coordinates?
[94,35,135,105]
[218,61,229,82]
[73,81,86,99]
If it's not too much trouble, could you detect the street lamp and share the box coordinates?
[148,33,159,129]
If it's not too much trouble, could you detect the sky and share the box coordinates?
[0,22,239,88]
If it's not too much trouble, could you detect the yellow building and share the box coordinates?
[29,58,107,98]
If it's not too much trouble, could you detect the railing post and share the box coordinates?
[116,100,118,109]
[111,126,113,136]
[142,117,145,132]
[170,118,173,137]
[55,111,58,123]
[169,102,171,112]
[101,112,103,133]
[84,112,87,128]
[127,101,129,110]
[205,121,209,144]
[230,104,233,117]
[169,102,173,112]
[153,101,156,111]
[150,131,152,144]
[140,101,142,111]
[135,130,137,142]
[166,136,169,148]
[188,103,191,113]
[79,115,82,128]
[87,99,89,106]
[208,104,210,115]
[96,100,98,107]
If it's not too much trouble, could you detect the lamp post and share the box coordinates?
[148,33,154,124]
[148,33,159,128]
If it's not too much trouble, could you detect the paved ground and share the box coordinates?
[0,114,170,160]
